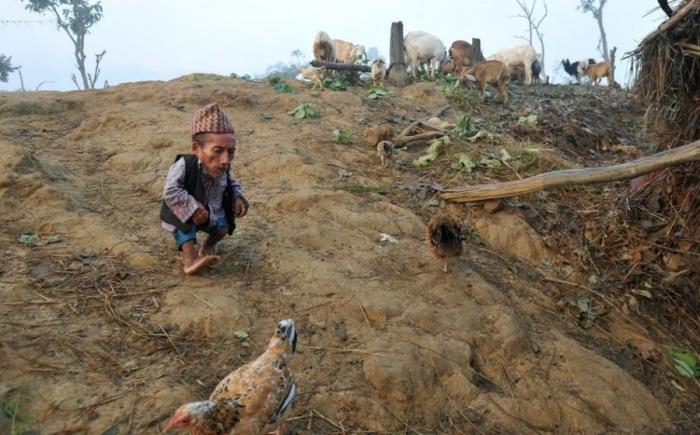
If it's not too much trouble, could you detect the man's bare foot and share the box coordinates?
[199,244,218,257]
[183,254,219,275]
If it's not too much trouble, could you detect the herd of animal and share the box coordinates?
[299,29,614,102]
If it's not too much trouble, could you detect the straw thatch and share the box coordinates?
[627,0,700,142]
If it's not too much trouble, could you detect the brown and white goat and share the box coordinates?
[583,61,613,86]
[371,59,385,86]
[456,60,510,104]
[313,31,335,62]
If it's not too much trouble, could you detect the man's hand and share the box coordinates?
[234,195,249,218]
[192,201,209,225]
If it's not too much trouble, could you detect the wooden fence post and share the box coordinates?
[388,21,408,87]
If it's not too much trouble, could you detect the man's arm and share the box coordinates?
[163,158,199,224]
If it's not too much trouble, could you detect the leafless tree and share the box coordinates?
[513,0,548,81]
[579,0,616,82]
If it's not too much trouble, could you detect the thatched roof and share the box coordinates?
[627,0,700,142]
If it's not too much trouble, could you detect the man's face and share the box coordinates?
[192,133,236,178]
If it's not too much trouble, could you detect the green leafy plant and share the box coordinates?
[576,293,598,329]
[18,232,38,246]
[413,136,450,168]
[332,129,352,144]
[452,153,476,172]
[455,114,477,138]
[518,114,538,126]
[230,73,253,81]
[288,103,320,119]
[268,76,295,93]
[323,75,350,91]
[367,85,390,100]
[479,155,502,171]
[668,348,700,378]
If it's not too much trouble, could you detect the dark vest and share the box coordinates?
[160,154,235,235]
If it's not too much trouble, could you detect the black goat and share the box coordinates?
[561,58,596,82]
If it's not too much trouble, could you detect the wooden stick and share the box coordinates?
[441,139,700,202]
[392,131,445,146]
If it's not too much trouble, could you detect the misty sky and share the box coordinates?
[0,0,667,91]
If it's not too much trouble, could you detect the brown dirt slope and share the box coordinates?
[0,75,692,434]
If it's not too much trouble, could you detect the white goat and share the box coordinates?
[313,31,335,62]
[488,45,538,85]
[403,31,446,80]
[333,39,366,64]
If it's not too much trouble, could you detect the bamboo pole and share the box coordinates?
[440,139,700,202]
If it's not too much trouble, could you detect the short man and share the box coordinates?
[160,103,249,274]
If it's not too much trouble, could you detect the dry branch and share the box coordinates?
[441,139,700,202]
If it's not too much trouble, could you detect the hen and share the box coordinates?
[427,213,463,273]
[165,319,298,435]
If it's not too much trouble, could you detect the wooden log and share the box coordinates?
[440,139,700,202]
[309,60,370,72]
[388,21,409,87]
[470,38,485,65]
[392,132,445,146]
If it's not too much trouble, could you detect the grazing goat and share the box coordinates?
[333,39,366,64]
[371,59,385,86]
[509,59,542,84]
[488,45,537,85]
[561,58,595,83]
[439,59,456,74]
[583,61,613,86]
[448,40,472,70]
[456,60,510,105]
[403,31,446,80]
[313,31,335,61]
[299,66,326,90]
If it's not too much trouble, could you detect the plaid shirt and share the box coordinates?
[161,157,242,232]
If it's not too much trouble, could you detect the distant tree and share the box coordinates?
[264,49,306,79]
[366,47,380,62]
[0,54,18,82]
[578,0,616,82]
[513,0,548,81]
[23,0,106,90]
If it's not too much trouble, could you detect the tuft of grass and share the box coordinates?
[340,185,388,195]
[332,129,352,144]
[1,394,35,435]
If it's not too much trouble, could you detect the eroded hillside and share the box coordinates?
[0,76,695,434]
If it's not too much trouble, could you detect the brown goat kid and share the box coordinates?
[364,124,394,146]
[583,61,613,86]
[448,40,472,70]
[457,60,510,105]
